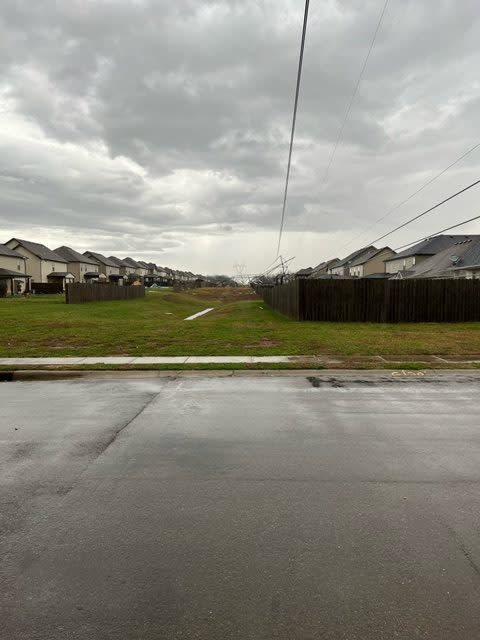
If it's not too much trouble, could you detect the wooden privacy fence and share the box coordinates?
[66,283,145,304]
[256,279,480,322]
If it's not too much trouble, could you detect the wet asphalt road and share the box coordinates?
[1,373,480,639]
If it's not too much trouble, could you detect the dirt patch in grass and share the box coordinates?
[244,339,283,349]
[186,288,258,303]
[38,339,75,348]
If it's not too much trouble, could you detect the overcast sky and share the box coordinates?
[1,0,480,275]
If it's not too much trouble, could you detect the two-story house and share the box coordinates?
[122,257,147,280]
[329,246,377,277]
[384,235,473,276]
[139,262,159,286]
[83,252,123,284]
[5,238,74,289]
[348,247,396,278]
[54,246,102,283]
[0,244,31,295]
[308,258,341,279]
[401,236,480,279]
[108,256,138,281]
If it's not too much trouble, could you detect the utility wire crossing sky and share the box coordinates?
[1,1,480,274]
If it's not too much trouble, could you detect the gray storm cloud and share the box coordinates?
[1,0,480,273]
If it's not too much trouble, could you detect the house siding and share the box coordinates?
[6,245,42,282]
[0,254,29,294]
[40,259,69,283]
[351,249,396,277]
[0,254,27,275]
[5,242,67,283]
[68,262,100,282]
[385,255,429,274]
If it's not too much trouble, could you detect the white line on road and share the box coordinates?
[184,307,214,321]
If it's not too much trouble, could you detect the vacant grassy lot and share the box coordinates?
[0,287,479,357]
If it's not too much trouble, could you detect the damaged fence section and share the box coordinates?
[255,279,480,322]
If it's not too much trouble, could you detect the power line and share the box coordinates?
[394,214,480,251]
[322,0,390,186]
[339,140,480,253]
[276,0,310,258]
[263,256,283,274]
[366,177,480,245]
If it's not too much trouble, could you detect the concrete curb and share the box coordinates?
[3,369,480,383]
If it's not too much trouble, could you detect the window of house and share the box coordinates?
[52,264,55,271]
[17,261,21,271]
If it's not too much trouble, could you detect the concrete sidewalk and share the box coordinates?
[0,354,480,366]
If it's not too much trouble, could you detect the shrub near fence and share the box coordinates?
[66,283,145,304]
[256,279,480,323]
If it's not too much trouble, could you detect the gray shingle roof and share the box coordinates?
[0,244,26,258]
[407,237,480,278]
[83,251,117,267]
[348,246,393,267]
[385,235,474,261]
[0,267,31,277]
[122,257,144,269]
[108,256,128,267]
[54,246,98,265]
[310,258,340,275]
[334,246,377,268]
[7,238,66,262]
[296,267,313,277]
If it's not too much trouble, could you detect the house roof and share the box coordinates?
[348,246,394,267]
[296,267,313,277]
[0,244,26,259]
[0,268,31,278]
[7,238,66,262]
[406,237,480,278]
[384,235,475,261]
[310,258,340,276]
[334,246,377,268]
[84,251,118,267]
[47,272,74,278]
[123,257,144,269]
[54,246,99,265]
[108,256,128,267]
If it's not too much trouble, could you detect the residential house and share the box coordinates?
[348,246,396,278]
[403,236,480,279]
[309,258,340,278]
[295,267,313,279]
[124,257,147,280]
[85,252,123,284]
[0,244,31,295]
[110,257,146,282]
[54,246,102,283]
[384,235,473,276]
[329,246,377,277]
[157,266,174,286]
[138,261,158,286]
[5,238,73,288]
[108,256,137,281]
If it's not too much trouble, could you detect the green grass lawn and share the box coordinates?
[0,287,479,357]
